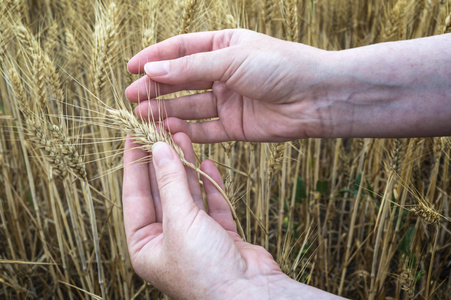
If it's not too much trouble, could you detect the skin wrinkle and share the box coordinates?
[178,36,187,58]
[132,228,161,256]
[221,47,247,83]
[241,97,250,142]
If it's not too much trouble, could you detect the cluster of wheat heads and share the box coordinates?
[0,0,450,299]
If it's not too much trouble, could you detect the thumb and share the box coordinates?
[152,142,196,226]
[143,47,244,84]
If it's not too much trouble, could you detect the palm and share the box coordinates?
[132,211,281,287]
[212,81,305,142]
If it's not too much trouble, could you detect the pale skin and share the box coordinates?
[126,29,451,141]
[123,134,342,299]
[123,29,451,298]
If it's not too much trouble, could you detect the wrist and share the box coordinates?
[311,37,451,138]
[315,48,404,138]
[215,273,344,300]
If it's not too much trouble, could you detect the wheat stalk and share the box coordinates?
[0,4,13,64]
[26,118,69,178]
[107,108,245,238]
[268,142,285,176]
[180,0,199,34]
[443,14,451,34]
[93,2,119,97]
[281,0,299,42]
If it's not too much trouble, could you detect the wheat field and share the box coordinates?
[0,0,450,299]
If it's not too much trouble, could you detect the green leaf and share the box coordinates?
[0,101,4,113]
[339,188,357,195]
[316,180,328,194]
[283,217,289,229]
[366,179,375,199]
[353,172,362,192]
[399,226,415,255]
[295,176,307,203]
[415,269,425,282]
[301,243,312,255]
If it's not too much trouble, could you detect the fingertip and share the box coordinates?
[126,60,132,73]
[127,53,147,74]
[172,132,191,146]
[135,101,149,120]
[200,159,216,173]
[173,132,196,166]
[127,57,139,74]
[152,142,176,167]
[125,86,131,99]
[200,160,224,188]
[165,117,190,136]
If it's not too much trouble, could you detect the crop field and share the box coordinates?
[0,0,450,299]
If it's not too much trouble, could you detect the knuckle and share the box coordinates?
[178,55,193,71]
[157,169,180,192]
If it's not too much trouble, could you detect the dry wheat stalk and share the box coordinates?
[107,108,245,238]
[0,4,13,64]
[263,0,275,26]
[8,67,28,112]
[398,266,415,298]
[16,24,63,111]
[26,118,69,178]
[65,28,82,72]
[108,108,184,157]
[411,201,441,225]
[268,143,285,176]
[140,0,159,48]
[47,123,87,179]
[93,2,119,97]
[444,14,451,33]
[43,21,58,57]
[281,0,299,42]
[23,111,86,180]
[221,141,236,158]
[180,0,199,34]
[15,25,47,109]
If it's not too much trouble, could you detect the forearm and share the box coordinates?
[312,34,451,138]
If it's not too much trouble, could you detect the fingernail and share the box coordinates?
[144,61,169,76]
[152,142,174,167]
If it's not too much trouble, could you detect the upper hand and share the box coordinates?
[125,29,331,143]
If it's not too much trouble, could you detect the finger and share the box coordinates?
[152,142,197,227]
[149,162,163,222]
[125,75,212,103]
[172,132,205,210]
[201,160,236,233]
[127,30,232,74]
[143,46,245,85]
[135,92,218,121]
[165,117,233,143]
[123,138,155,239]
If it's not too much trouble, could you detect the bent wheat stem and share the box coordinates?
[108,108,245,238]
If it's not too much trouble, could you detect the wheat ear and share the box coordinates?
[108,109,245,238]
[93,2,119,97]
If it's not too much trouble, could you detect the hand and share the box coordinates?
[127,30,451,140]
[126,29,331,142]
[122,133,342,299]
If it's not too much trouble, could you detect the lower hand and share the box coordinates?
[122,133,342,299]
